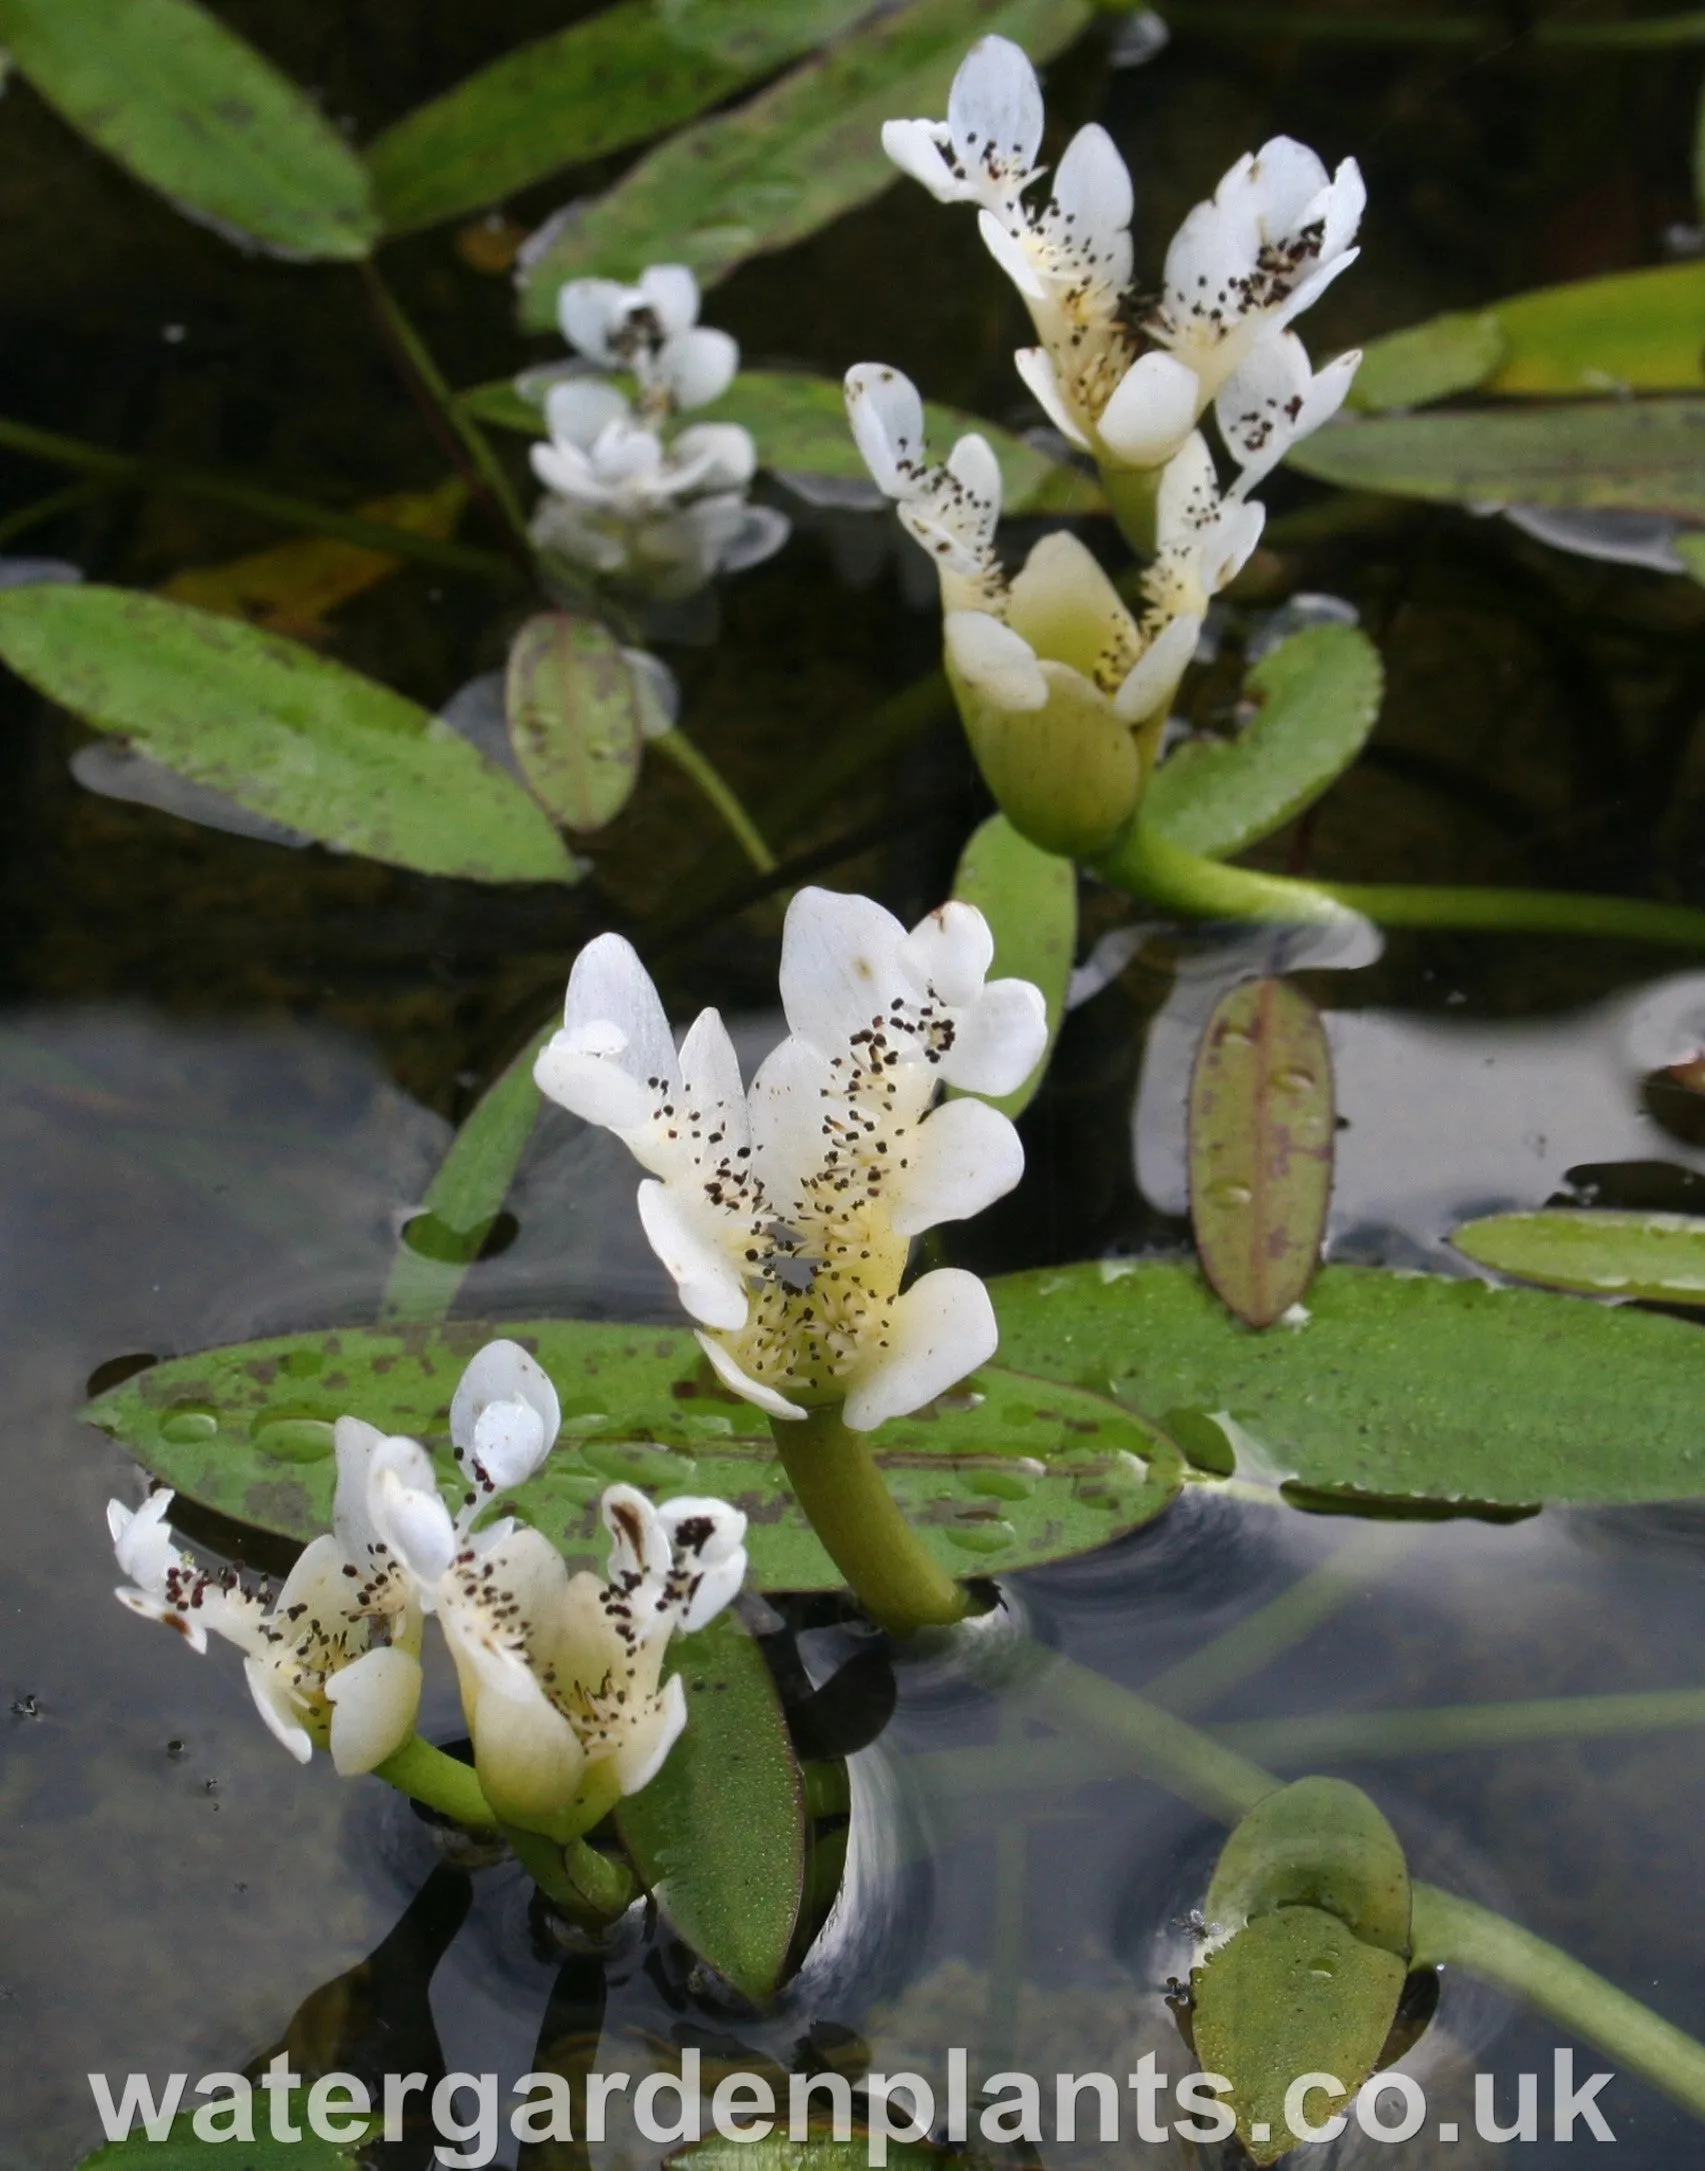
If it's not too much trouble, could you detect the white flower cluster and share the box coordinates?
[535,887,1047,1431]
[528,264,790,599]
[108,1340,747,1828]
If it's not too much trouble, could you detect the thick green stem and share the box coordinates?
[655,728,778,875]
[1100,817,1705,951]
[374,1735,499,1829]
[769,1405,968,1636]
[506,1826,637,1927]
[1099,462,1163,558]
[1218,1686,1705,1767]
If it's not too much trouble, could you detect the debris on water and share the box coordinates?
[10,1693,40,1720]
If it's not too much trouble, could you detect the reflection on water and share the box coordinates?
[7,995,1705,2169]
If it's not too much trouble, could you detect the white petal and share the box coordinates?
[601,1481,673,1587]
[1097,350,1203,468]
[1012,345,1090,448]
[115,1584,208,1654]
[881,118,967,203]
[534,1035,652,1130]
[944,610,1047,710]
[1114,610,1202,722]
[1243,134,1332,231]
[109,1490,177,1590]
[978,210,1049,301]
[451,1340,561,1476]
[470,1668,588,1821]
[536,934,673,1132]
[636,1178,749,1331]
[1156,430,1221,547]
[940,978,1049,1097]
[558,278,630,364]
[1051,123,1133,261]
[243,1657,313,1764]
[842,1268,999,1431]
[657,1495,749,1631]
[677,1007,750,1157]
[639,264,700,336]
[669,421,755,491]
[530,438,610,507]
[844,363,927,499]
[695,1332,808,1419]
[1207,497,1265,589]
[1316,158,1366,263]
[778,886,910,1055]
[659,327,738,410]
[1006,529,1135,679]
[897,900,994,1007]
[715,502,791,574]
[326,1646,422,1775]
[543,378,630,451]
[371,1469,457,1594]
[746,1031,835,1193]
[272,1532,357,1625]
[888,1095,1025,1236]
[614,1670,687,1795]
[948,35,1043,186]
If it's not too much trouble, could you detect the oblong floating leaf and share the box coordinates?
[0,586,577,883]
[1206,1778,1410,1960]
[82,1320,1184,1587]
[1143,625,1384,862]
[1189,980,1334,1331]
[1452,1207,1705,1304]
[505,612,646,833]
[990,1260,1705,1511]
[0,0,378,259]
[1348,310,1506,414]
[616,1611,805,2000]
[1288,398,1705,521]
[951,813,1076,1119]
[515,0,1093,321]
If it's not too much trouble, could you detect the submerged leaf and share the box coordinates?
[616,1611,805,1999]
[504,613,647,833]
[1189,981,1334,1330]
[83,1321,1183,1586]
[951,814,1077,1119]
[0,0,378,259]
[1288,399,1705,521]
[1143,625,1384,862]
[515,0,1093,320]
[1452,1208,1705,1304]
[0,586,577,884]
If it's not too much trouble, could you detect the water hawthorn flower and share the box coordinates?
[534,887,1048,1431]
[108,1339,748,1828]
[881,34,1364,481]
[528,263,789,599]
[845,364,1261,856]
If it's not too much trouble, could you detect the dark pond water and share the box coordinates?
[4,6,1705,2169]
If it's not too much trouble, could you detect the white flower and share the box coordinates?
[435,1484,748,1824]
[556,264,737,416]
[1213,328,1362,493]
[1134,430,1266,709]
[844,364,1003,608]
[535,888,1048,1430]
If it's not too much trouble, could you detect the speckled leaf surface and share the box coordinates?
[991,1261,1705,1510]
[0,0,378,260]
[504,612,645,833]
[83,1319,1183,1586]
[616,1610,805,2000]
[0,586,576,883]
[1143,627,1383,862]
[1189,979,1333,1330]
[514,0,1091,319]
[1452,1208,1705,1304]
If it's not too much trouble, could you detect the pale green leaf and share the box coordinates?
[1348,311,1506,413]
[1452,1208,1705,1304]
[0,0,377,259]
[951,813,1077,1118]
[1206,1778,1411,1959]
[505,612,646,833]
[0,586,577,884]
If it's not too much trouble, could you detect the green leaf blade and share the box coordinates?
[504,612,646,833]
[0,0,377,259]
[514,0,1092,322]
[951,813,1076,1118]
[616,1611,805,1999]
[0,587,577,883]
[1189,979,1334,1330]
[1452,1208,1705,1304]
[1144,625,1385,863]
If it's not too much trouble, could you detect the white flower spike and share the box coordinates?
[535,888,1048,1429]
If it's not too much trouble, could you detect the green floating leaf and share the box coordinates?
[381,1031,548,1324]
[505,612,646,834]
[1206,1779,1411,1960]
[1288,398,1705,521]
[671,2137,948,2171]
[951,813,1077,1119]
[0,586,577,884]
[992,1260,1705,1511]
[1144,625,1384,862]
[1192,1909,1407,2166]
[83,1320,1183,1586]
[1679,532,1705,586]
[80,2123,362,2171]
[515,0,1092,323]
[1348,310,1506,414]
[1189,979,1334,1331]
[460,367,1101,516]
[1452,1207,1705,1304]
[616,1610,805,1999]
[0,0,377,260]
[365,0,878,237]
